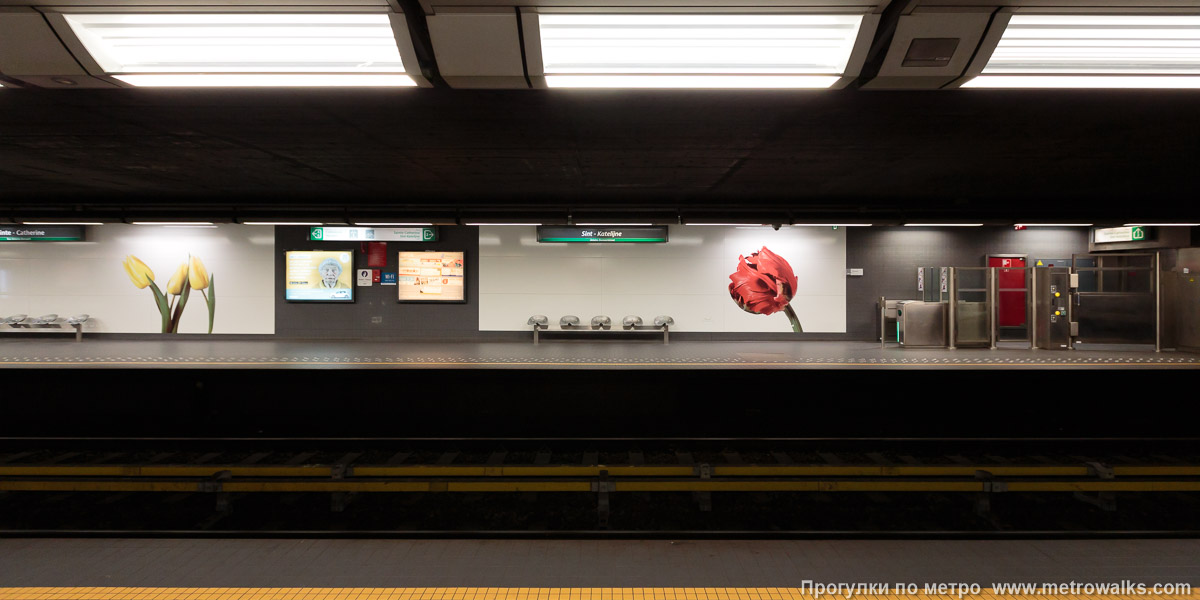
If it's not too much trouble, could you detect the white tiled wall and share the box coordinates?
[479,225,846,332]
[0,224,274,334]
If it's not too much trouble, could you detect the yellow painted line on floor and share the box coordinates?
[0,466,331,477]
[0,589,1195,600]
[0,361,1197,368]
[1114,466,1200,476]
[614,481,987,492]
[711,466,1093,477]
[1003,481,1200,492]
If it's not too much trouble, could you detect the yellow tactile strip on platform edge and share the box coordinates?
[1,589,1198,600]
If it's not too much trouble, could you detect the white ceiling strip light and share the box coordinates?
[62,13,416,87]
[539,14,863,88]
[966,15,1200,88]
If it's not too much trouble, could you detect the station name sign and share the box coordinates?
[537,226,669,243]
[310,226,438,242]
[1093,226,1148,244]
[0,225,85,242]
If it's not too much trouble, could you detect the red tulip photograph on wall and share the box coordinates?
[728,247,803,332]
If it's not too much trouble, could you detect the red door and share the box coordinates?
[988,257,1027,327]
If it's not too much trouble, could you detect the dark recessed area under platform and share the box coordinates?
[0,339,1195,369]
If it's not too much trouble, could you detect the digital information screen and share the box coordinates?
[398,251,465,302]
[285,250,355,302]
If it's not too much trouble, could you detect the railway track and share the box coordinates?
[2,438,1198,532]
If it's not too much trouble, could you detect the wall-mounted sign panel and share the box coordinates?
[398,251,465,302]
[310,226,437,242]
[285,250,355,302]
[1094,226,1147,244]
[0,225,84,241]
[537,226,668,243]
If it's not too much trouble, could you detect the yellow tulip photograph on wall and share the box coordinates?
[122,254,216,333]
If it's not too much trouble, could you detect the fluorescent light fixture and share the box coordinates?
[241,222,323,226]
[574,222,654,226]
[62,13,416,87]
[1124,223,1200,226]
[904,223,983,227]
[793,223,873,227]
[352,222,434,226]
[546,75,841,89]
[464,222,542,226]
[687,223,766,227]
[964,76,1200,88]
[538,14,863,88]
[115,74,416,87]
[164,225,219,229]
[131,221,215,226]
[21,222,104,226]
[1015,223,1093,227]
[968,15,1200,88]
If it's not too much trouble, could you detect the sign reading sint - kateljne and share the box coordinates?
[536,226,668,243]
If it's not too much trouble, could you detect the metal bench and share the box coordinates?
[3,313,89,341]
[530,314,673,344]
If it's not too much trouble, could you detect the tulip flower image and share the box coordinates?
[122,255,155,290]
[124,254,171,332]
[122,253,216,334]
[189,256,216,334]
[167,262,188,296]
[728,247,803,333]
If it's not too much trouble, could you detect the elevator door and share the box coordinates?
[988,256,1027,327]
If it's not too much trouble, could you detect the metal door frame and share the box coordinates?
[1070,251,1161,352]
[986,253,1030,341]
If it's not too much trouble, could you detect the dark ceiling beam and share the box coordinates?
[391,0,448,88]
[849,0,916,89]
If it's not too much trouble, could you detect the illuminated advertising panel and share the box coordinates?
[285,250,355,302]
[398,251,465,302]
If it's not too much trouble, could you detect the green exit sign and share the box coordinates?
[1094,226,1147,244]
[309,226,437,242]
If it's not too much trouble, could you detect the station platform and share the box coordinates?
[1,538,1198,597]
[0,339,1196,369]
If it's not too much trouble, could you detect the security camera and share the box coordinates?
[771,223,782,231]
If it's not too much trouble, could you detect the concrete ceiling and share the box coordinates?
[0,88,1198,222]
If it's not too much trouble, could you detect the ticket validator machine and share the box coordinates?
[1033,267,1077,350]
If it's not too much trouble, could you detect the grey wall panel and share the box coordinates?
[273,225,1087,341]
[274,225,479,339]
[844,227,1090,340]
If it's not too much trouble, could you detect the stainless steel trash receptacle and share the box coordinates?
[897,301,947,348]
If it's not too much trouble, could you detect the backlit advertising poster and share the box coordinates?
[285,250,355,302]
[398,251,465,302]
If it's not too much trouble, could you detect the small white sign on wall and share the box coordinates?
[357,268,373,287]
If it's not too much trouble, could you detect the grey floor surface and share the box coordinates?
[0,339,1196,369]
[1,538,1199,587]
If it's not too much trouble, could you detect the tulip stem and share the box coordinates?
[783,304,803,333]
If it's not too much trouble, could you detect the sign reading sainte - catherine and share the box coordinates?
[310,226,437,242]
[0,225,84,242]
[537,226,669,243]
[1094,226,1148,244]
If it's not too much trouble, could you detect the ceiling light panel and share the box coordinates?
[963,75,1200,88]
[538,14,864,88]
[982,15,1200,76]
[62,13,415,86]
